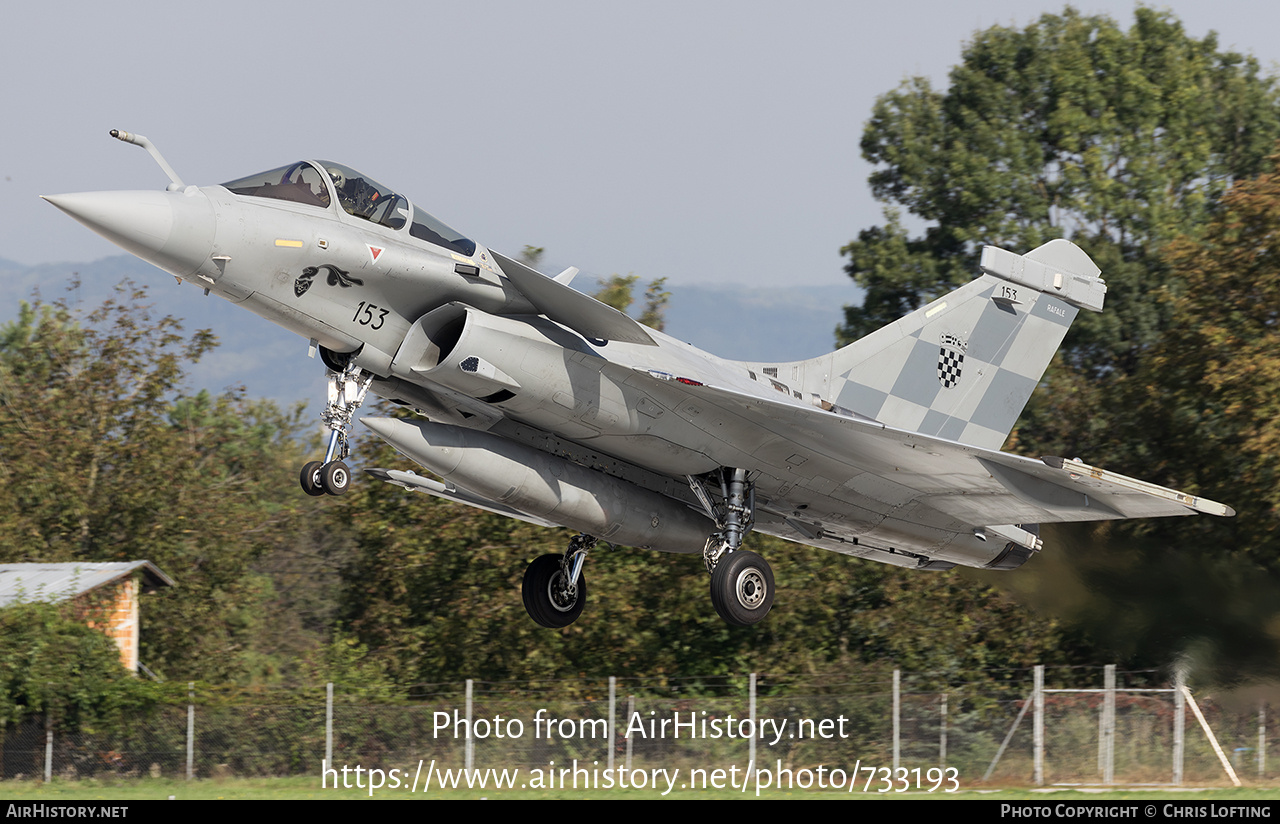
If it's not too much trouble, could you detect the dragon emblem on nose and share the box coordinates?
[294,264,364,297]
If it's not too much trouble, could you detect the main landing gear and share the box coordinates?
[695,468,774,627]
[522,534,595,628]
[300,358,373,497]
[518,470,775,630]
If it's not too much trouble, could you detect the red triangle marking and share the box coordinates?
[368,245,384,263]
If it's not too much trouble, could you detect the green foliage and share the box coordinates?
[840,6,1280,377]
[638,277,670,332]
[0,290,212,560]
[0,602,158,730]
[979,157,1280,683]
[1122,159,1280,554]
[1030,157,1280,682]
[518,245,545,268]
[832,7,1280,684]
[0,285,321,683]
[592,274,670,330]
[592,273,640,313]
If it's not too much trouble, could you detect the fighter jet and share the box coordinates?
[45,131,1233,629]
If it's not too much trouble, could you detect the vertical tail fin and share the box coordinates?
[820,239,1105,450]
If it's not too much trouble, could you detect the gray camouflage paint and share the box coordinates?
[829,276,1077,449]
[45,150,1229,579]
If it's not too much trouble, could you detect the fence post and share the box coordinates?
[749,673,757,771]
[625,695,635,772]
[43,713,51,783]
[892,669,900,771]
[1033,665,1044,786]
[940,693,948,767]
[1173,666,1185,785]
[1259,703,1267,780]
[1103,664,1115,784]
[326,682,333,769]
[465,679,474,776]
[1098,669,1104,775]
[186,682,194,781]
[608,676,616,775]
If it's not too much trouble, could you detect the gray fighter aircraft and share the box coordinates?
[45,131,1233,629]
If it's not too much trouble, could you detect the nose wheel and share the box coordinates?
[299,357,371,497]
[300,460,352,496]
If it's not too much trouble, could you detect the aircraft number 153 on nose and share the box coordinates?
[353,301,389,330]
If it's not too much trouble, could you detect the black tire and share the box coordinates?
[300,461,326,497]
[521,553,586,628]
[321,461,351,496]
[709,550,773,627]
[709,559,728,620]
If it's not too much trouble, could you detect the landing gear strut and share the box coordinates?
[300,358,372,496]
[522,534,594,628]
[693,468,774,627]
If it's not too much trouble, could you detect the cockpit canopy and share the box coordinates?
[223,161,331,208]
[221,161,477,256]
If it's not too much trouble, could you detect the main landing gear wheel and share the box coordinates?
[709,550,774,627]
[693,467,768,626]
[522,553,587,628]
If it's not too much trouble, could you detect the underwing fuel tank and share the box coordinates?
[360,417,711,553]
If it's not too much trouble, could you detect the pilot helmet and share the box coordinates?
[326,167,346,189]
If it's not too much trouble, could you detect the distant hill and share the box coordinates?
[1,256,860,409]
[0,256,330,409]
[664,282,853,362]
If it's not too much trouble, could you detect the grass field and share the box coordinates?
[4,776,1280,800]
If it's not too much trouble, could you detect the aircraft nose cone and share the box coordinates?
[43,191,172,250]
[42,189,214,279]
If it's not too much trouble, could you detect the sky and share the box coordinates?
[5,0,1280,293]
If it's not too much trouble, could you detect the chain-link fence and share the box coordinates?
[3,667,1273,786]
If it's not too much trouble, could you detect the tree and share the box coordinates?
[517,245,672,331]
[1111,153,1280,565]
[639,277,671,332]
[592,273,640,313]
[988,154,1280,684]
[837,7,1280,684]
[839,7,1280,378]
[0,285,320,682]
[592,274,670,330]
[518,245,545,268]
[0,602,153,732]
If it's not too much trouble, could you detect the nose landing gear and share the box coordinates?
[300,459,352,496]
[300,358,372,497]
